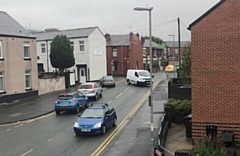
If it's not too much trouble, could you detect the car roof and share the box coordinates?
[59,92,79,96]
[80,82,96,85]
[88,103,109,109]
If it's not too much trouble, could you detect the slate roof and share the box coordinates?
[106,35,130,46]
[0,11,35,38]
[33,27,99,41]
[165,41,190,48]
[188,0,225,30]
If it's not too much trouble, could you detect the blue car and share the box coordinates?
[74,103,117,135]
[55,92,89,115]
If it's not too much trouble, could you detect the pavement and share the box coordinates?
[0,74,193,156]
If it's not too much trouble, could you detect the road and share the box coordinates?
[0,72,166,156]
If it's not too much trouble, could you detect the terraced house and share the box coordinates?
[189,0,240,143]
[0,11,38,103]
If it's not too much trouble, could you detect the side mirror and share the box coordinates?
[77,114,81,117]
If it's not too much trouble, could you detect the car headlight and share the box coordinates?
[93,122,102,128]
[74,122,79,128]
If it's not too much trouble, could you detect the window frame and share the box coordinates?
[79,41,84,51]
[0,41,2,58]
[25,70,31,89]
[112,47,117,58]
[41,43,46,53]
[24,42,30,58]
[0,71,4,92]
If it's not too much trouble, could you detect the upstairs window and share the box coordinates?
[25,70,31,89]
[79,41,84,51]
[24,42,30,58]
[70,41,74,51]
[0,41,2,58]
[0,71,4,92]
[41,43,46,53]
[112,47,117,57]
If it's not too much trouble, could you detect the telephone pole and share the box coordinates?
[178,17,181,65]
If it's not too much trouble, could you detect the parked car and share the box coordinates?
[74,103,117,135]
[126,69,154,86]
[55,92,89,115]
[78,82,102,100]
[100,75,115,87]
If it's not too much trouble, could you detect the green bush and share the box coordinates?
[167,98,191,117]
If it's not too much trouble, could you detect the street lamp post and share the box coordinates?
[168,35,175,78]
[134,6,154,156]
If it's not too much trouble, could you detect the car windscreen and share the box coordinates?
[138,71,150,77]
[58,95,73,100]
[79,84,92,89]
[81,108,104,118]
[103,76,113,80]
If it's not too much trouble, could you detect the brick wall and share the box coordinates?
[191,0,240,142]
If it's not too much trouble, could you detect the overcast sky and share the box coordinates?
[1,0,220,41]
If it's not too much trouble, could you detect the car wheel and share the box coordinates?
[112,118,117,127]
[127,80,131,85]
[75,105,80,114]
[100,92,102,98]
[102,125,106,135]
[113,84,115,87]
[55,110,60,115]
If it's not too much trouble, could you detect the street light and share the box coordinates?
[134,6,154,156]
[168,34,175,78]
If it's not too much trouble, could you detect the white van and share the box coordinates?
[126,69,154,86]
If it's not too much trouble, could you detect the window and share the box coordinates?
[70,41,74,51]
[79,41,84,51]
[112,47,117,57]
[24,42,30,58]
[41,43,46,53]
[143,48,146,55]
[0,71,4,92]
[25,70,31,89]
[0,41,2,58]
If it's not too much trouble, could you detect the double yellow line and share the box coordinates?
[91,81,160,156]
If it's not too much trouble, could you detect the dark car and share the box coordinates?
[74,103,117,135]
[55,92,89,115]
[100,76,115,87]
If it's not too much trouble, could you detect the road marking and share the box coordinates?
[6,129,10,131]
[91,80,161,156]
[15,124,23,128]
[124,87,129,92]
[115,93,123,99]
[108,100,112,104]
[20,149,33,156]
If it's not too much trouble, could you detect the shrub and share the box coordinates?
[194,134,227,156]
[167,98,191,117]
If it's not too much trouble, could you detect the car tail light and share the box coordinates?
[71,100,76,103]
[78,85,81,89]
[55,100,58,104]
[112,80,115,82]
[91,84,94,89]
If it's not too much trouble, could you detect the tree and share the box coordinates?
[50,35,75,75]
[179,43,191,78]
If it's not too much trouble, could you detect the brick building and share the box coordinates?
[189,0,240,142]
[105,32,143,76]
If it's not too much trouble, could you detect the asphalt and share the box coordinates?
[0,74,193,156]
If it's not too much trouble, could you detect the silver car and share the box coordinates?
[78,82,102,100]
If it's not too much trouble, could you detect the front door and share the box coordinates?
[79,68,86,84]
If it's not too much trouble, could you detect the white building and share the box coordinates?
[33,27,107,83]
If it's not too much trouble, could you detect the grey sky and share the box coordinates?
[0,0,219,41]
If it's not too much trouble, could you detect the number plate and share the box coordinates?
[81,129,91,132]
[61,102,68,106]
[83,90,88,93]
